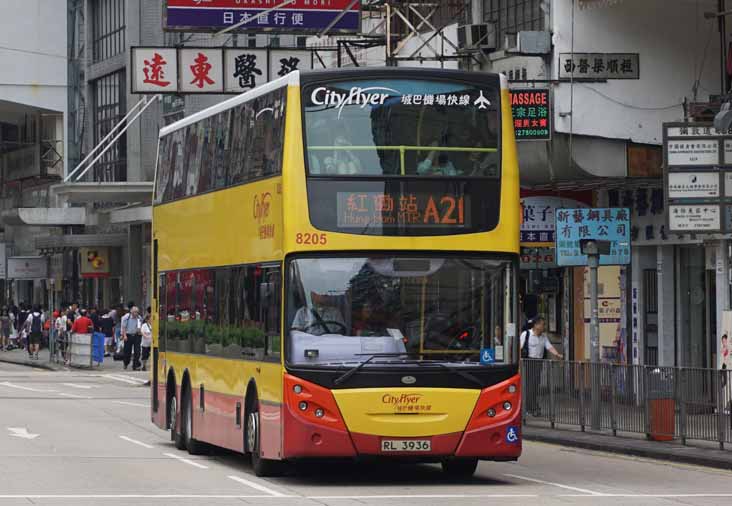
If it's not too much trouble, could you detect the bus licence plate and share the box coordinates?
[381,439,431,452]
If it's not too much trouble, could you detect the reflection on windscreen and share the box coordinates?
[286,256,515,366]
[304,80,500,178]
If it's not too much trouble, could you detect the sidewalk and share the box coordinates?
[523,424,732,470]
[0,347,134,373]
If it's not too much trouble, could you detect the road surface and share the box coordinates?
[1,361,731,505]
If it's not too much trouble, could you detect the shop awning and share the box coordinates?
[35,233,128,254]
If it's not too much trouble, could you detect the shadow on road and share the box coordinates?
[204,445,514,487]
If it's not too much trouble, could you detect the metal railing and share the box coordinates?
[521,359,732,449]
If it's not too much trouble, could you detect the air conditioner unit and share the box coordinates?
[457,23,497,51]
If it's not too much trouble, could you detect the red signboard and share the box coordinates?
[164,0,361,34]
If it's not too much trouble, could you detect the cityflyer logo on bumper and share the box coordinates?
[382,393,433,413]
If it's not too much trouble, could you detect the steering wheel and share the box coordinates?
[305,320,348,335]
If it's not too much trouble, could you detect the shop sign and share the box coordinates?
[520,247,556,270]
[80,248,110,279]
[520,196,588,245]
[667,172,719,199]
[7,257,47,280]
[131,47,313,94]
[510,89,550,141]
[559,53,639,80]
[666,139,718,166]
[555,208,631,266]
[663,122,732,233]
[163,0,361,34]
[668,205,720,231]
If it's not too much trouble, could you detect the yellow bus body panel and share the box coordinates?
[332,388,480,437]
[281,87,521,256]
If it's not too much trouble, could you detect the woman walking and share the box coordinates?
[0,307,11,351]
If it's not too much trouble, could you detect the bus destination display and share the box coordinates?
[336,191,470,229]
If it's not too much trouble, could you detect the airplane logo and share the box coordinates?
[474,90,491,110]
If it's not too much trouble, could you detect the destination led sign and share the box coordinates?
[336,191,470,229]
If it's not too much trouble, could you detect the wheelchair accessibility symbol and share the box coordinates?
[506,426,519,444]
[480,348,495,365]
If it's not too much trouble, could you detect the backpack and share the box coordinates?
[30,313,42,334]
[520,330,530,359]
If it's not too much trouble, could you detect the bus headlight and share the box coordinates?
[293,384,303,394]
[487,408,496,417]
[503,401,512,411]
[507,384,517,394]
[314,408,324,418]
[298,401,308,411]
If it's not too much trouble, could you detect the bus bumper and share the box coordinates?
[282,374,522,461]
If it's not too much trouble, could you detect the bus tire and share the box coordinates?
[169,394,186,450]
[246,399,284,477]
[182,384,207,455]
[441,458,478,478]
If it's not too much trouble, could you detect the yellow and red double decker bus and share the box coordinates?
[151,67,520,477]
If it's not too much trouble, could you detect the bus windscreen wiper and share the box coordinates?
[333,353,419,386]
[414,360,484,388]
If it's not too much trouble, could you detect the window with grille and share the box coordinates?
[482,0,544,45]
[92,0,126,62]
[93,71,127,182]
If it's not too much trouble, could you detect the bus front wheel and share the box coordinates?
[245,400,284,477]
[441,458,478,478]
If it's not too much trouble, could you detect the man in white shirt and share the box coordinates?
[291,300,346,336]
[520,316,562,416]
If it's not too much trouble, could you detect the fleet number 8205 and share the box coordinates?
[296,232,328,245]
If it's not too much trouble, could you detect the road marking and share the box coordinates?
[163,452,209,469]
[504,473,603,496]
[59,392,91,399]
[62,382,97,389]
[0,495,286,499]
[0,381,55,393]
[119,435,154,449]
[103,374,148,385]
[7,427,39,440]
[307,494,540,499]
[227,475,287,497]
[112,400,148,408]
[560,494,732,498]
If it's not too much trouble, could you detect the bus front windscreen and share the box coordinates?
[303,79,500,178]
[286,255,517,367]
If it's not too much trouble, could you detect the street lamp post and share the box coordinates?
[580,239,611,431]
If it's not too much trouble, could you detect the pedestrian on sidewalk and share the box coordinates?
[0,306,11,351]
[98,309,116,357]
[141,314,152,371]
[17,303,29,353]
[70,309,94,335]
[24,305,45,360]
[520,316,563,417]
[121,306,143,371]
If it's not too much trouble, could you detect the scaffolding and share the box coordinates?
[311,0,479,68]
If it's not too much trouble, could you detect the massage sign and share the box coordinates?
[510,89,551,141]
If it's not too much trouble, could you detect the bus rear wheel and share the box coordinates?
[246,401,284,477]
[441,458,478,478]
[169,395,185,450]
[182,386,207,455]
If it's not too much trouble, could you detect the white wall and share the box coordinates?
[0,0,68,113]
[552,0,719,145]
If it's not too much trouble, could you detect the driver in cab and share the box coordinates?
[291,292,347,336]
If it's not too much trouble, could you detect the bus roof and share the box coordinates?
[158,71,300,138]
[158,67,508,139]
